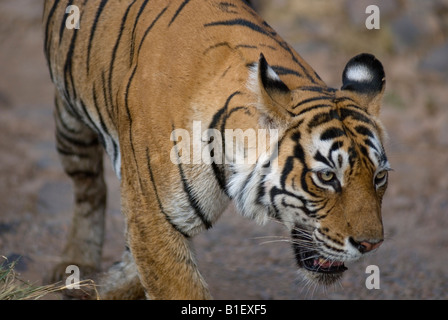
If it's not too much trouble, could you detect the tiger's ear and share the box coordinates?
[341,53,385,116]
[248,53,292,129]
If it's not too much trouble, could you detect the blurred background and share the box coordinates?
[0,0,447,299]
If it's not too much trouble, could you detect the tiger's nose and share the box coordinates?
[349,238,383,253]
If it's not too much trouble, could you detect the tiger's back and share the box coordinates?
[43,0,389,299]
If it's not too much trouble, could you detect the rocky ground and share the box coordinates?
[0,0,447,299]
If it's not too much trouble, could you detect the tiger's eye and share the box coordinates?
[374,170,388,187]
[376,170,387,179]
[318,171,335,182]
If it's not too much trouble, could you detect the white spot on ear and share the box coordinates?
[267,65,280,81]
[346,64,373,83]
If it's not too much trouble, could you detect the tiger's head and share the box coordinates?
[234,53,389,285]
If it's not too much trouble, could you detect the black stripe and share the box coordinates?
[269,187,283,220]
[234,44,258,50]
[261,20,277,34]
[220,106,249,134]
[124,66,143,187]
[130,0,150,65]
[339,108,374,126]
[329,140,344,163]
[271,186,316,218]
[320,127,345,141]
[56,146,91,159]
[333,96,357,104]
[218,1,238,14]
[295,104,332,118]
[292,96,333,110]
[281,197,302,210]
[203,42,232,55]
[172,126,213,230]
[168,0,191,26]
[66,170,100,179]
[364,138,379,153]
[276,119,303,156]
[344,103,371,114]
[359,145,371,162]
[307,110,336,131]
[208,91,242,197]
[237,170,256,205]
[337,153,343,168]
[256,176,267,206]
[97,72,120,175]
[271,65,301,77]
[281,129,308,192]
[137,6,169,55]
[79,99,105,147]
[204,19,318,83]
[210,91,242,129]
[124,66,137,123]
[93,81,119,167]
[44,0,61,80]
[347,144,357,169]
[59,0,74,45]
[59,96,80,121]
[44,0,60,44]
[322,241,345,252]
[63,23,79,102]
[298,86,336,94]
[57,129,99,149]
[86,0,109,74]
[92,83,110,146]
[314,151,332,168]
[246,62,256,69]
[109,0,138,115]
[354,125,374,138]
[101,71,114,123]
[204,18,271,39]
[280,156,295,190]
[293,133,319,198]
[146,147,190,238]
[318,203,336,220]
[260,43,277,51]
[221,65,231,78]
[55,97,81,134]
[112,139,119,174]
[44,0,61,50]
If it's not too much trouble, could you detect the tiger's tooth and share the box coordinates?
[318,257,327,264]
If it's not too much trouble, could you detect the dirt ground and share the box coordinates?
[1,0,447,300]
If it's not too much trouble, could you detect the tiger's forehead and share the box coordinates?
[286,98,388,172]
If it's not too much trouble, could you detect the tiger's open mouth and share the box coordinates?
[291,228,347,276]
[296,247,347,274]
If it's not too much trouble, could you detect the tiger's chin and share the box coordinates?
[300,268,346,286]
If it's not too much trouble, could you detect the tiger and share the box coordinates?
[43,0,390,299]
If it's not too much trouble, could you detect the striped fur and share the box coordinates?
[43,0,389,299]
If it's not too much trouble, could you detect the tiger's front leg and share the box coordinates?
[119,156,211,299]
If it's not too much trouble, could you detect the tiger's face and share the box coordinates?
[246,53,389,285]
[274,96,389,284]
